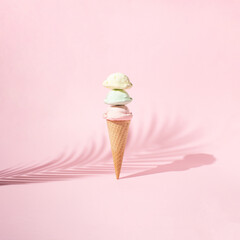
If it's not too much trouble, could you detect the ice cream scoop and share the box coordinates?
[104,89,132,105]
[104,105,132,121]
[103,73,132,89]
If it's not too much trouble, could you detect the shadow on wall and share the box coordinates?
[121,154,215,179]
[0,114,216,186]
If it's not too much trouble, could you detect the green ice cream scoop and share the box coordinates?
[104,89,132,105]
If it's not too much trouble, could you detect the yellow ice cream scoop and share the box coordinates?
[103,72,132,90]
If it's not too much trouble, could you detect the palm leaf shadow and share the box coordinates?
[0,114,215,185]
[122,113,215,178]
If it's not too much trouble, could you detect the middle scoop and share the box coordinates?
[104,89,132,105]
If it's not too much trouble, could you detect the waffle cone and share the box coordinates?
[106,120,131,179]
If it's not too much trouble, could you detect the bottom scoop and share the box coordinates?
[104,105,133,121]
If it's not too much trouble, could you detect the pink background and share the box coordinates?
[1,0,240,239]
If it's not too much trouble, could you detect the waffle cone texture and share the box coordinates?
[106,120,131,179]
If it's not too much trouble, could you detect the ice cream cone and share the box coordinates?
[103,73,133,179]
[106,120,131,179]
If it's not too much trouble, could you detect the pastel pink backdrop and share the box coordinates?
[0,0,240,239]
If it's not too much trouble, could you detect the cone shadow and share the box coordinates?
[121,154,216,179]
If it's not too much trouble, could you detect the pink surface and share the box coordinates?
[1,0,240,239]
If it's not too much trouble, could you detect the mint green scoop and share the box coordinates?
[104,89,132,105]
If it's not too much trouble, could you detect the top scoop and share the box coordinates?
[103,73,132,90]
